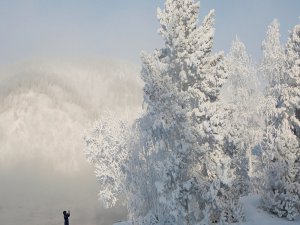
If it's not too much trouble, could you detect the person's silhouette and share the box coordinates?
[63,210,70,225]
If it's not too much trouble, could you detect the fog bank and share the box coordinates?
[0,59,142,225]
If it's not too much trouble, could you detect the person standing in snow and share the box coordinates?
[63,210,70,225]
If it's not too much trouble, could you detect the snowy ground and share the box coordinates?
[241,195,299,225]
[113,195,300,225]
[114,222,131,225]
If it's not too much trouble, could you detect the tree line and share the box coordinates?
[84,1,300,224]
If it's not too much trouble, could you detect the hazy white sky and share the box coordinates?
[0,0,299,64]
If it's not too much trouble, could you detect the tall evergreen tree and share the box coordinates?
[132,1,240,224]
[255,20,286,188]
[286,23,300,140]
[261,20,286,89]
[223,38,258,196]
[260,20,300,221]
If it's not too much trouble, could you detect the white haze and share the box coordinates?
[0,58,143,225]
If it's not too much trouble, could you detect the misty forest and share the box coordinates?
[1,0,300,225]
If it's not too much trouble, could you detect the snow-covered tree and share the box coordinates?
[285,23,300,140]
[259,21,300,221]
[256,19,286,170]
[260,117,300,220]
[222,38,260,196]
[128,1,242,224]
[253,20,285,193]
[261,20,286,89]
[84,113,129,208]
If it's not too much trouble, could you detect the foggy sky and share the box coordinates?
[0,1,299,65]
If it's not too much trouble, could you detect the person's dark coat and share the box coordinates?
[63,211,70,225]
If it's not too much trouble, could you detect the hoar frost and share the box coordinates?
[84,1,300,224]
